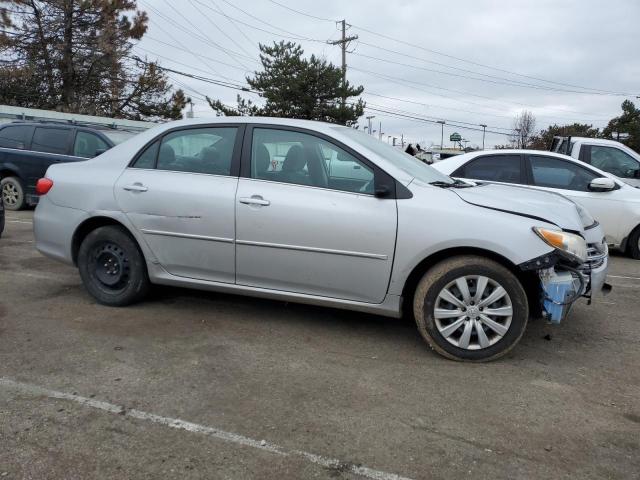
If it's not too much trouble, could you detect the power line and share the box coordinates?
[352,51,627,97]
[161,0,250,71]
[193,0,326,44]
[351,66,609,122]
[266,0,335,23]
[348,24,638,96]
[208,0,257,51]
[187,0,254,58]
[263,0,636,96]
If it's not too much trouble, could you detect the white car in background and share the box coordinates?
[432,150,640,259]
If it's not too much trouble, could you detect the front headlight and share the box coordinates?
[533,227,587,264]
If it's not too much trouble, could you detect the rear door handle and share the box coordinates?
[239,195,270,206]
[123,183,148,192]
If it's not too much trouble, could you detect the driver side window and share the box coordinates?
[590,146,639,179]
[250,128,374,194]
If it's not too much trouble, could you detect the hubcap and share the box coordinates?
[434,275,513,350]
[92,242,130,289]
[2,183,19,207]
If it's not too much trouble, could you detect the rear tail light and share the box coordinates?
[36,178,54,195]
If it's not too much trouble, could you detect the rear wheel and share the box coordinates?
[628,227,640,260]
[78,226,150,306]
[1,176,25,211]
[413,255,529,362]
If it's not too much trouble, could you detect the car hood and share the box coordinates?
[451,183,585,232]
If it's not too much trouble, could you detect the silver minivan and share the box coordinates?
[33,117,608,361]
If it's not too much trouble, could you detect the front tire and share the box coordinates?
[1,176,26,211]
[78,226,150,306]
[413,255,529,362]
[628,227,640,260]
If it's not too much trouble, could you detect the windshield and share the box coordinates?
[335,127,455,184]
[101,130,139,145]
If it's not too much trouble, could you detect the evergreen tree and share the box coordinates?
[208,41,364,126]
[0,0,185,120]
[603,100,640,152]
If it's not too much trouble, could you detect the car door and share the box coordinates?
[234,125,397,304]
[583,145,640,188]
[525,154,624,244]
[115,125,244,283]
[451,153,526,186]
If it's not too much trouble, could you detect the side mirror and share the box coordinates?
[588,177,616,192]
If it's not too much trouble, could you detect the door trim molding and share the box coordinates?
[235,239,388,260]
[140,229,234,244]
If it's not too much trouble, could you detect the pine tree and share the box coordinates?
[208,41,365,126]
[0,0,185,120]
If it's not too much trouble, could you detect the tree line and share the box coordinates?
[503,102,640,152]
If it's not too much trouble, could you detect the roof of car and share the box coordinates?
[3,120,141,133]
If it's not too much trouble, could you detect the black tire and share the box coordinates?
[628,227,640,260]
[78,225,150,306]
[413,255,529,362]
[1,176,26,211]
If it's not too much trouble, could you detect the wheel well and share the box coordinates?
[0,169,20,180]
[71,217,129,265]
[400,247,539,318]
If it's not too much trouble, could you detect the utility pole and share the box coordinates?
[378,121,382,140]
[327,20,358,117]
[437,120,445,149]
[479,124,487,149]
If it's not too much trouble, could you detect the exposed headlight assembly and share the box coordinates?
[533,227,587,264]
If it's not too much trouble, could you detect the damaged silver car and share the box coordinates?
[33,117,609,361]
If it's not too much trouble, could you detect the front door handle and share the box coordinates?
[239,195,270,206]
[123,183,148,193]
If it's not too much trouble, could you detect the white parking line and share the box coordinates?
[0,377,413,480]
[608,275,640,281]
[6,219,33,224]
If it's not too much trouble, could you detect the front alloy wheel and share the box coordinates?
[434,276,513,350]
[413,255,528,362]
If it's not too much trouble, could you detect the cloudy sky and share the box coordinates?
[135,0,640,149]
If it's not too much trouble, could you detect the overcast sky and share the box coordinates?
[135,0,640,149]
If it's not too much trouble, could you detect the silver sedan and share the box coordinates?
[33,117,608,361]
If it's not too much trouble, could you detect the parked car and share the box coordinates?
[550,136,640,187]
[432,149,640,258]
[0,121,139,210]
[33,118,609,361]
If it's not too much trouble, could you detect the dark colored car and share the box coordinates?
[0,121,138,210]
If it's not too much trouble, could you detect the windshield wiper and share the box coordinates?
[429,179,474,188]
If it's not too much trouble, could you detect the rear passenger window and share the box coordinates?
[456,155,523,183]
[132,140,160,169]
[157,127,238,175]
[0,125,32,149]
[32,128,71,155]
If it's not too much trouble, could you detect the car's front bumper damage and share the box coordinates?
[521,240,611,324]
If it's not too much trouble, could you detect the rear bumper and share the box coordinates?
[34,196,87,264]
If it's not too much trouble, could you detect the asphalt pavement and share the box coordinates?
[1,210,639,479]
